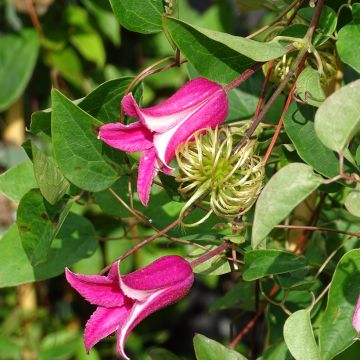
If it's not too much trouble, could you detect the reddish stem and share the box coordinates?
[190,241,230,268]
[263,55,307,164]
[254,60,274,118]
[26,0,43,36]
[228,284,280,349]
[224,62,264,92]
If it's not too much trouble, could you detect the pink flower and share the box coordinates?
[352,295,360,333]
[65,255,194,360]
[99,78,228,205]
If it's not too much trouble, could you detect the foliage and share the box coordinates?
[0,0,359,359]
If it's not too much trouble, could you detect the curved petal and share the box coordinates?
[65,265,125,307]
[98,121,153,152]
[116,274,194,359]
[137,147,158,206]
[84,305,132,353]
[122,78,224,133]
[154,89,228,165]
[119,256,193,300]
[352,295,360,332]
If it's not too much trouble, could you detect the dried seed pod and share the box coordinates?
[176,123,265,225]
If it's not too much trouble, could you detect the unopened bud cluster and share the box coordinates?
[176,123,265,223]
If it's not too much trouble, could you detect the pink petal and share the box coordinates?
[98,121,153,152]
[84,305,132,353]
[120,256,193,299]
[154,88,228,165]
[65,265,125,307]
[121,78,225,133]
[352,295,360,332]
[116,274,194,359]
[137,147,158,206]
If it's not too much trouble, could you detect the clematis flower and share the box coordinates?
[99,78,228,206]
[65,255,194,360]
[352,295,360,333]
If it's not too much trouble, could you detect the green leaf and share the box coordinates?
[32,143,70,205]
[283,102,353,178]
[283,309,320,360]
[31,77,140,136]
[257,342,292,360]
[0,161,37,202]
[165,17,287,84]
[158,173,181,202]
[51,89,118,192]
[0,28,39,111]
[314,79,360,151]
[70,31,106,67]
[298,6,337,46]
[209,281,255,313]
[0,214,98,287]
[71,247,103,275]
[148,348,181,360]
[109,0,164,34]
[194,334,247,360]
[45,47,84,90]
[78,77,142,123]
[276,270,316,291]
[0,337,21,360]
[319,249,360,359]
[336,4,360,74]
[94,177,133,218]
[345,189,360,218]
[243,250,308,281]
[16,189,58,265]
[252,163,323,248]
[295,67,325,107]
[82,0,121,46]
[356,145,360,166]
[39,330,81,360]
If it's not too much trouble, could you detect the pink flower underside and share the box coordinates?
[66,256,194,358]
[121,78,224,133]
[65,265,125,308]
[84,304,132,353]
[116,275,194,360]
[120,255,194,296]
[136,147,157,206]
[154,89,228,165]
[353,295,360,332]
[98,121,153,152]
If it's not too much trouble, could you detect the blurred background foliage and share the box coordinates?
[0,1,360,360]
[0,1,259,359]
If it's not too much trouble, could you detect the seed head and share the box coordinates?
[176,123,265,226]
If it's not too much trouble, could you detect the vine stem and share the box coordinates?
[263,54,307,164]
[246,0,304,40]
[224,63,264,92]
[99,217,182,275]
[26,0,43,36]
[228,0,325,349]
[190,241,230,268]
[275,224,360,239]
[228,284,280,349]
[232,0,325,156]
[254,60,274,118]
